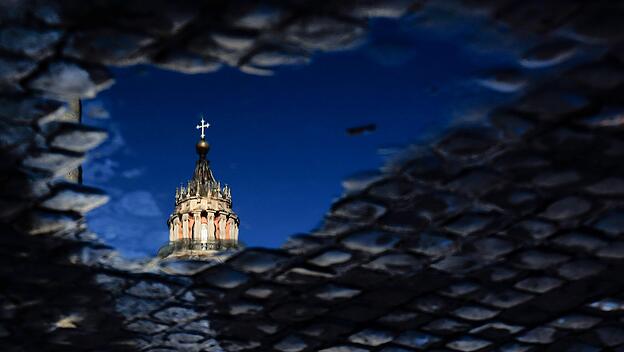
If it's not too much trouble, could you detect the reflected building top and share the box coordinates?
[159,118,240,259]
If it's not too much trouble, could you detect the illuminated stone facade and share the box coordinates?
[159,121,239,259]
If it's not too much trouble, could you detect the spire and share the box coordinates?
[192,117,216,186]
[192,157,216,185]
[172,116,234,204]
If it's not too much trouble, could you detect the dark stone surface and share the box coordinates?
[1,0,624,351]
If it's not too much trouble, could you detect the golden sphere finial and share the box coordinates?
[196,139,210,159]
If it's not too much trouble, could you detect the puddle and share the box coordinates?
[82,17,519,258]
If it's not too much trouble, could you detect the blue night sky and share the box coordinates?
[83,17,517,258]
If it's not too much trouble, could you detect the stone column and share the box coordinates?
[218,215,226,241]
[214,214,220,240]
[200,223,208,243]
[168,220,174,242]
[225,218,232,241]
[206,211,215,240]
[193,212,201,240]
[182,214,189,239]
[233,221,239,242]
[174,217,181,240]
[188,214,194,241]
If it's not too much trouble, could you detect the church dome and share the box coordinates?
[159,118,240,260]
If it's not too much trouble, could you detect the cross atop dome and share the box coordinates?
[196,116,210,140]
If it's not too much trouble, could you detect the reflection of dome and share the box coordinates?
[159,120,240,260]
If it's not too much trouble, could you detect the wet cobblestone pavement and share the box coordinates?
[2,0,624,351]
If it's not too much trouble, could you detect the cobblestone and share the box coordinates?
[341,231,400,254]
[520,39,578,68]
[47,122,108,153]
[22,149,85,177]
[27,61,114,99]
[40,183,109,213]
[540,196,592,221]
[0,27,62,57]
[63,30,155,66]
[514,276,564,294]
